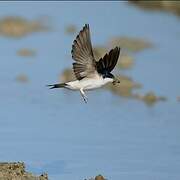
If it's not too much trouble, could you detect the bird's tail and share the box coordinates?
[47,83,66,89]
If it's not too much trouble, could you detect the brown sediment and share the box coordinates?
[17,48,36,57]
[0,162,48,180]
[15,74,29,83]
[109,37,153,53]
[105,74,141,97]
[93,46,107,60]
[133,92,167,106]
[65,24,77,35]
[117,53,134,69]
[60,68,76,82]
[128,1,180,17]
[93,35,153,71]
[0,16,50,38]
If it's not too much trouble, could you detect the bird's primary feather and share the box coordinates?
[96,47,120,75]
[71,24,96,80]
[71,24,120,80]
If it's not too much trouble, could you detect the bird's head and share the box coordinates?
[103,72,120,85]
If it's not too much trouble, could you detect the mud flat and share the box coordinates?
[0,16,50,38]
[0,162,48,180]
[17,48,36,57]
[65,24,77,35]
[15,74,29,83]
[128,1,180,17]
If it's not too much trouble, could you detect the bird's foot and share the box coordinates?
[82,95,88,103]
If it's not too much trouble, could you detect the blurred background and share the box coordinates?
[0,1,180,180]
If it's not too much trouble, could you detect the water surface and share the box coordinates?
[0,2,180,180]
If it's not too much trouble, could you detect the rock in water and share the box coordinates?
[0,162,48,180]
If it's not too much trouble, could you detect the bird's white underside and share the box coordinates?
[65,75,113,91]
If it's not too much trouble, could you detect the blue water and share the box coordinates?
[0,2,180,180]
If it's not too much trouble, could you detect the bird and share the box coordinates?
[48,24,120,103]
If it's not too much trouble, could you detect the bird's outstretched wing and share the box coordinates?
[71,24,96,80]
[96,47,120,74]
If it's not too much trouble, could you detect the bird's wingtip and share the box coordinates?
[85,23,89,28]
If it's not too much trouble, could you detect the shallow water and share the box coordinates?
[0,2,180,180]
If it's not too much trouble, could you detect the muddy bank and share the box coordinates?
[17,48,36,57]
[65,24,77,35]
[0,162,48,180]
[15,74,29,83]
[0,16,50,38]
[128,1,180,17]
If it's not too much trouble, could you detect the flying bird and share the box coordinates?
[48,24,120,103]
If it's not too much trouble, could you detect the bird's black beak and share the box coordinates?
[113,77,120,85]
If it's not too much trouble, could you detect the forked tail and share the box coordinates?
[47,83,66,89]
